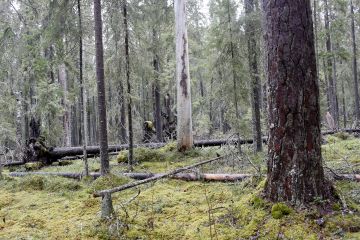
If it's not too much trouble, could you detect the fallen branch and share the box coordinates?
[3,161,24,167]
[93,155,229,197]
[9,171,252,182]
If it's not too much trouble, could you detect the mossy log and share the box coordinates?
[9,171,252,182]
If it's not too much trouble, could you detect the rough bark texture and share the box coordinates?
[175,0,193,151]
[263,0,333,204]
[93,0,109,175]
[123,0,134,168]
[350,0,360,122]
[59,63,71,146]
[245,0,262,152]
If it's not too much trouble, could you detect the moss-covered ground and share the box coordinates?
[0,136,359,239]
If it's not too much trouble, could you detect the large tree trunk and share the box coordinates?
[175,0,193,151]
[245,0,262,152]
[262,0,333,203]
[350,0,360,123]
[93,0,109,175]
[123,0,134,167]
[324,0,339,129]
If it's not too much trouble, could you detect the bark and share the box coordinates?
[59,63,71,146]
[175,0,193,151]
[94,0,109,175]
[245,0,262,152]
[153,50,162,142]
[263,0,334,203]
[227,0,240,118]
[324,0,339,128]
[78,0,88,176]
[342,78,347,128]
[123,0,134,168]
[350,0,360,122]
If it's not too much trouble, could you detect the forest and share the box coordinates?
[0,0,360,239]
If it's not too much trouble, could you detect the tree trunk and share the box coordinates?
[324,0,339,128]
[245,0,262,152]
[59,63,71,146]
[175,0,193,151]
[123,0,134,167]
[78,0,88,176]
[350,0,360,123]
[262,0,334,204]
[93,0,109,175]
[153,38,162,142]
[227,0,240,118]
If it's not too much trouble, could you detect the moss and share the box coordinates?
[251,195,266,209]
[89,174,130,192]
[24,162,43,171]
[271,203,292,219]
[333,131,351,140]
[332,203,341,211]
[20,175,45,191]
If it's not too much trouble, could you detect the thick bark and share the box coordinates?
[245,0,262,152]
[175,0,193,151]
[263,0,333,203]
[123,0,134,167]
[324,0,339,128]
[93,0,109,175]
[350,0,360,122]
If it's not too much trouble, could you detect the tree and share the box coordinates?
[123,0,134,168]
[93,0,109,175]
[262,0,333,203]
[350,0,360,123]
[245,0,262,152]
[175,0,193,151]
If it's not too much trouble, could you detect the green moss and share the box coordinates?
[251,195,266,209]
[271,203,292,219]
[20,175,45,191]
[333,131,351,140]
[89,174,130,192]
[332,203,341,211]
[24,162,43,171]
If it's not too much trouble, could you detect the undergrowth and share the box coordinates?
[0,139,359,239]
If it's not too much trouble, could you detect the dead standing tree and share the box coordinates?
[175,0,193,151]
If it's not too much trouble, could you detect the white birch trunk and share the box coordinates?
[175,0,193,151]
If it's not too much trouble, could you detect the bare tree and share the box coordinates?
[175,0,193,151]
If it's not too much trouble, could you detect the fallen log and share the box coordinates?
[93,155,227,197]
[332,174,360,182]
[3,161,24,167]
[9,171,252,182]
[322,128,360,135]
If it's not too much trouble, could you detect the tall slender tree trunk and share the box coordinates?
[227,0,240,118]
[342,78,347,128]
[175,0,193,151]
[263,0,333,203]
[324,0,338,128]
[123,0,134,167]
[245,0,262,152]
[152,29,162,142]
[350,0,360,123]
[59,64,71,146]
[93,0,109,175]
[78,0,88,176]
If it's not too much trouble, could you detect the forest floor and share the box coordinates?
[0,134,360,239]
